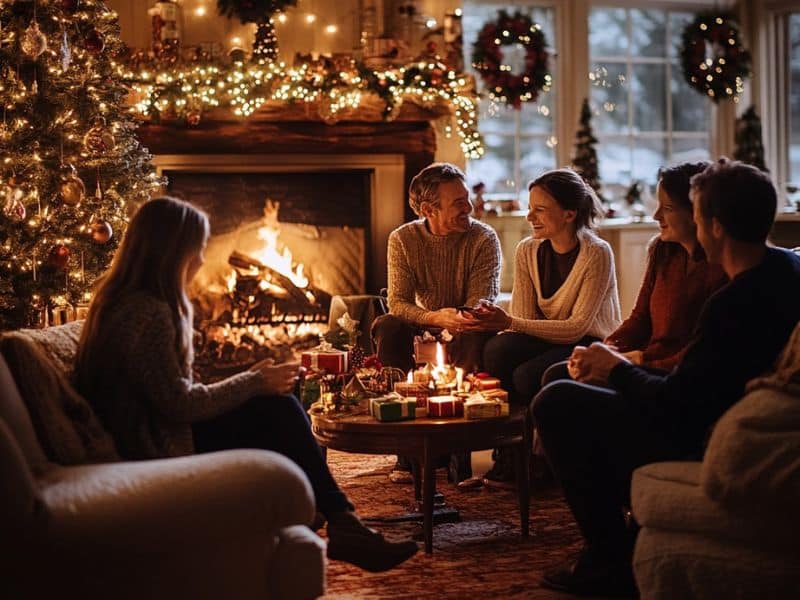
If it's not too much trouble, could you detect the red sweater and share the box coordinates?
[606,240,727,371]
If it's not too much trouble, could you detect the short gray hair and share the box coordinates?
[408,163,466,217]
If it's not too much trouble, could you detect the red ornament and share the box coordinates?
[90,220,113,244]
[84,29,105,55]
[60,0,79,13]
[48,244,70,271]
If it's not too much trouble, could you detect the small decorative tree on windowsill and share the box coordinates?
[216,0,298,63]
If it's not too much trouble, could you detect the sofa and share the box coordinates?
[631,324,800,599]
[0,321,326,600]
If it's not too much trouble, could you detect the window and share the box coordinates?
[589,7,711,197]
[462,3,556,205]
[790,12,800,188]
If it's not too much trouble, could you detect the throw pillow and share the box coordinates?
[0,333,119,465]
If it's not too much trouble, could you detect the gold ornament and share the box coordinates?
[59,165,85,206]
[83,116,116,155]
[90,219,113,244]
[2,177,26,222]
[21,20,48,59]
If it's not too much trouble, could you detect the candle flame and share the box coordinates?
[407,370,413,383]
[436,342,444,368]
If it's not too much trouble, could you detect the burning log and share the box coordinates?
[229,250,315,310]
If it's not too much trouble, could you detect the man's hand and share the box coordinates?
[250,359,301,395]
[461,300,512,332]
[426,307,478,333]
[567,342,630,386]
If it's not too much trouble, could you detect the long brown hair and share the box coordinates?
[76,197,209,376]
[528,169,603,231]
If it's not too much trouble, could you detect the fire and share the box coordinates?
[253,224,309,288]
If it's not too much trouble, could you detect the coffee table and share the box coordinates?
[310,406,531,553]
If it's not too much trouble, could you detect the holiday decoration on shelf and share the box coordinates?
[733,105,768,172]
[0,0,163,328]
[148,1,181,62]
[679,12,751,103]
[471,9,551,108]
[571,98,604,203]
[216,0,297,63]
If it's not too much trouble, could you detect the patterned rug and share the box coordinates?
[321,450,589,599]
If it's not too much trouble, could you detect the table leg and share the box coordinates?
[422,437,436,553]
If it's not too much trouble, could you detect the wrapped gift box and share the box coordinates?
[413,339,441,365]
[468,374,500,391]
[480,388,509,403]
[428,395,464,418]
[301,347,349,374]
[394,382,430,414]
[370,395,416,422]
[464,396,510,419]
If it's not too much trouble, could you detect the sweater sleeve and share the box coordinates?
[508,239,539,320]
[606,247,656,351]
[386,231,428,324]
[464,228,502,306]
[135,303,265,423]
[509,243,614,344]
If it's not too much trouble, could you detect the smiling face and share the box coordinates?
[653,182,696,246]
[527,186,577,241]
[424,179,472,235]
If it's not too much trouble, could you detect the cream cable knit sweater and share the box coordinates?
[387,218,502,324]
[508,229,621,344]
[76,291,265,459]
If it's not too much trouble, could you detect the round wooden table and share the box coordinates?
[310,406,531,553]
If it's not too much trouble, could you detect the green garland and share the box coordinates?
[679,12,751,103]
[216,0,297,24]
[471,10,551,109]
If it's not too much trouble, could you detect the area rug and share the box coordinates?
[321,450,586,599]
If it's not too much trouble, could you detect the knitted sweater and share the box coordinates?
[508,229,621,344]
[387,218,501,324]
[606,239,727,370]
[74,291,264,459]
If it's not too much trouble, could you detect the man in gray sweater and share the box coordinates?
[372,162,502,374]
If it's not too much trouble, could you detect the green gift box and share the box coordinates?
[369,395,416,422]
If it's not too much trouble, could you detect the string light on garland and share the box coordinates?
[679,12,751,103]
[471,9,551,109]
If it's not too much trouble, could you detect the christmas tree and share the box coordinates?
[0,0,162,328]
[216,0,297,62]
[571,98,604,202]
[734,105,768,172]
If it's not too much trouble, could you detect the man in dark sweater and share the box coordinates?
[532,158,800,597]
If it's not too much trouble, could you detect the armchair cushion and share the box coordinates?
[0,333,118,465]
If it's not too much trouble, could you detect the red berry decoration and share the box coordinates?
[48,244,70,271]
[84,29,105,55]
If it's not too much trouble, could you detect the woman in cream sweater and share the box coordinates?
[466,169,621,484]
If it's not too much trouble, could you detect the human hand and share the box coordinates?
[463,300,512,332]
[250,359,301,395]
[567,342,629,385]
[427,307,475,333]
[621,349,643,365]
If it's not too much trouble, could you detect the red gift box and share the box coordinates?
[428,396,464,418]
[301,348,349,374]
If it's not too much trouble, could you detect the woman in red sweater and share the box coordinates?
[603,161,727,370]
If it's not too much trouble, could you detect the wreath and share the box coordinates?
[471,10,551,109]
[679,12,751,103]
[216,0,297,24]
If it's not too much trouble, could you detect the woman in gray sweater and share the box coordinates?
[74,196,417,572]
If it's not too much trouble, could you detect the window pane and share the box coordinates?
[478,100,519,135]
[591,62,629,133]
[632,64,666,131]
[520,94,555,133]
[672,136,711,164]
[467,133,515,192]
[790,13,800,184]
[632,137,668,184]
[590,8,627,57]
[631,9,666,58]
[668,12,693,58]
[520,136,557,181]
[671,63,710,132]
[597,137,632,189]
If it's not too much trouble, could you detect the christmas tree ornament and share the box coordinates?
[60,0,80,14]
[95,173,102,200]
[186,109,201,126]
[83,116,116,155]
[48,244,70,270]
[60,29,72,71]
[59,164,85,206]
[90,219,113,244]
[21,20,48,59]
[84,28,105,55]
[3,195,26,222]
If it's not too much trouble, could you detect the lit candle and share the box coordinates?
[456,367,464,392]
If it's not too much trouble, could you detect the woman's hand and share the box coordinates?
[621,349,643,365]
[427,307,478,333]
[462,300,512,332]
[249,359,301,395]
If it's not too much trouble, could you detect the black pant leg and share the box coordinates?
[193,394,352,516]
[531,379,677,558]
[371,314,418,372]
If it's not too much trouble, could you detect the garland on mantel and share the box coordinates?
[124,52,485,160]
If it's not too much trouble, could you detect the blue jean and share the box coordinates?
[193,394,352,516]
